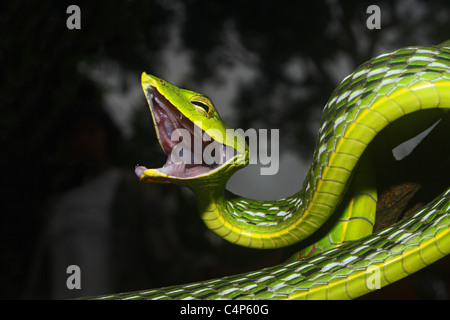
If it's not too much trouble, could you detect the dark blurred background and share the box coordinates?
[1,0,450,299]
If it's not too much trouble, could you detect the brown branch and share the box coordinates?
[374,114,450,232]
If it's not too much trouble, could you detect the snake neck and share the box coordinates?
[192,183,306,249]
[189,44,450,251]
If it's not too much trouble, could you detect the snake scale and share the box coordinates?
[100,41,450,299]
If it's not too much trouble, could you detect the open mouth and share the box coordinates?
[135,86,237,181]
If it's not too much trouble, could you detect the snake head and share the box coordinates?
[135,73,249,187]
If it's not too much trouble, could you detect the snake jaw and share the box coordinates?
[137,74,242,184]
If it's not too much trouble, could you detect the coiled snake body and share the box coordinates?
[110,42,450,299]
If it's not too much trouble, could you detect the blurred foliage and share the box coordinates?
[181,0,450,154]
[1,0,449,298]
[1,0,172,298]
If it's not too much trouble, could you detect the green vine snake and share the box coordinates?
[107,41,450,299]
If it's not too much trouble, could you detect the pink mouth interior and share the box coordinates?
[137,87,235,179]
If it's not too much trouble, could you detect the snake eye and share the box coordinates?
[192,100,210,113]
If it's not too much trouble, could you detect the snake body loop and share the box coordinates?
[110,42,450,300]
